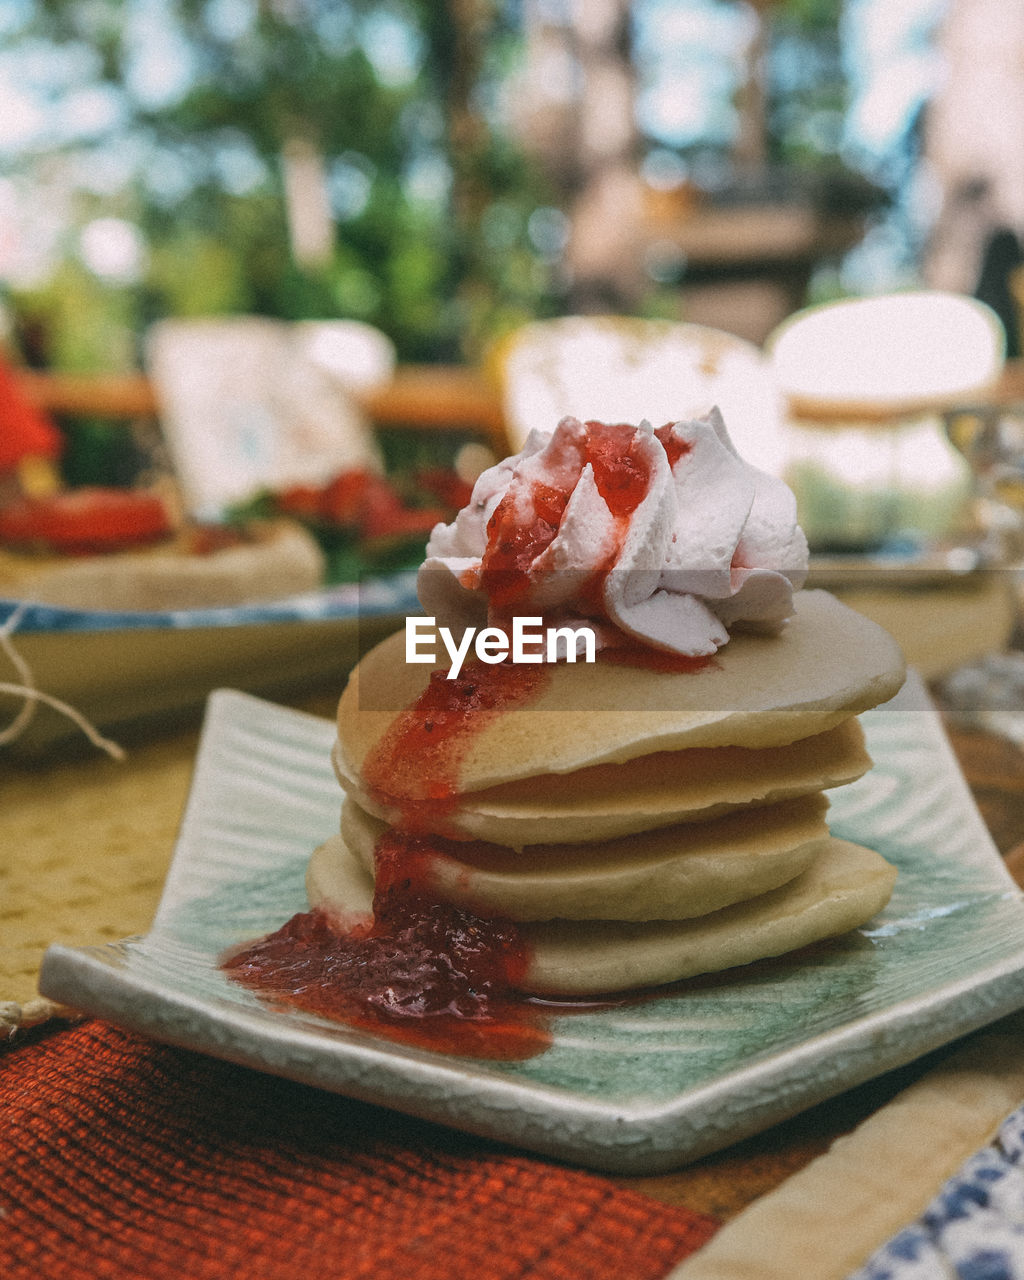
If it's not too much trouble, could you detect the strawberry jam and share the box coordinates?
[479,480,569,608]
[584,420,656,517]
[223,831,542,1061]
[224,659,553,1060]
[654,421,694,470]
[359,660,549,828]
[480,420,658,608]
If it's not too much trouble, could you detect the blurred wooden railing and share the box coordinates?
[17,358,1024,461]
[14,370,159,418]
[13,365,510,456]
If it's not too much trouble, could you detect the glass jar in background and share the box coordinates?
[946,388,1024,568]
[938,388,1024,743]
[784,410,974,554]
[766,291,1006,557]
[765,292,1020,685]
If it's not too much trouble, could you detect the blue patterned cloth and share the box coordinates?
[0,572,421,634]
[850,1106,1024,1278]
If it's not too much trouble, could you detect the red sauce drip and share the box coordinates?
[224,660,553,1060]
[360,660,549,828]
[222,896,544,1060]
[479,421,657,608]
[582,420,656,517]
[479,480,569,607]
[225,825,539,1059]
[654,422,694,470]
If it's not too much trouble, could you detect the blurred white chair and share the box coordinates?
[493,315,786,475]
[766,291,1013,681]
[765,291,1005,551]
[768,291,1004,420]
[292,320,397,396]
[146,317,395,518]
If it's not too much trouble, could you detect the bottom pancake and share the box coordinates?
[306,834,896,996]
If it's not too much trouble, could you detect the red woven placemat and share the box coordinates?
[1,1020,718,1280]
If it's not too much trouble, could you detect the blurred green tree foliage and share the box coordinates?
[3,0,559,370]
[1,0,890,381]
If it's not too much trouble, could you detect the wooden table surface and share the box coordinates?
[5,677,1024,1226]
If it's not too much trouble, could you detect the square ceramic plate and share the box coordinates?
[40,673,1024,1174]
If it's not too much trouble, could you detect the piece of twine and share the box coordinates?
[0,603,125,760]
[2,996,82,1041]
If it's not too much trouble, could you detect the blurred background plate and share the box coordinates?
[0,578,415,757]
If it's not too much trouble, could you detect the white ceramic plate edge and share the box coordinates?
[38,932,1024,1174]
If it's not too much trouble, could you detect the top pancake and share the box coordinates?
[337,589,905,793]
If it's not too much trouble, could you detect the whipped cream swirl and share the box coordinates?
[417,409,809,657]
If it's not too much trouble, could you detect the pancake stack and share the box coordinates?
[309,589,905,996]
